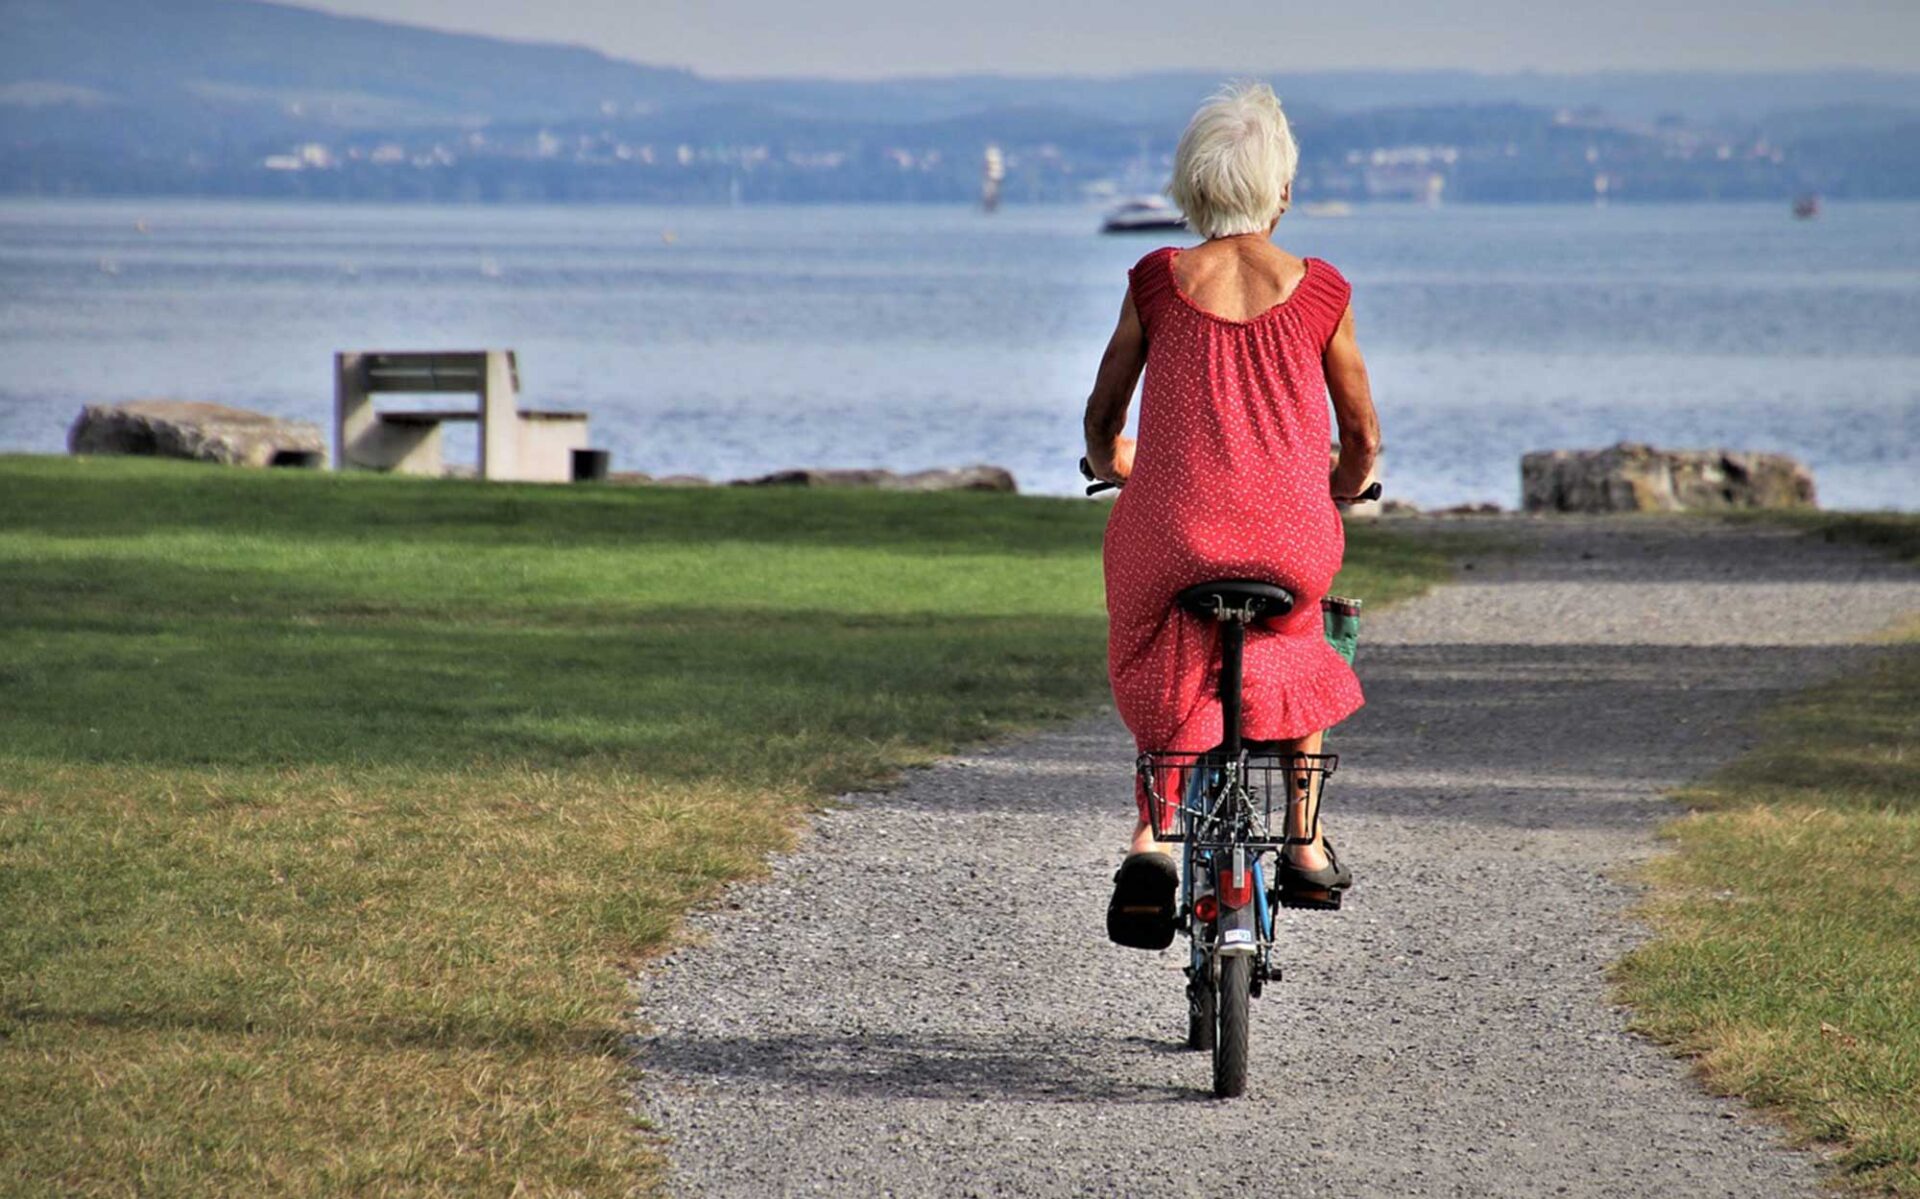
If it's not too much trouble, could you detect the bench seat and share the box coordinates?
[376,408,586,426]
[376,409,481,425]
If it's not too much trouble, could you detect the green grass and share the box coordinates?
[0,454,1451,1197]
[1615,515,1920,1196]
[1723,508,1920,568]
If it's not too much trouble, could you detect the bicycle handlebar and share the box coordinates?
[1078,456,1118,495]
[1078,456,1382,503]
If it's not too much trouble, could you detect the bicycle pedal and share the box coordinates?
[1276,888,1343,911]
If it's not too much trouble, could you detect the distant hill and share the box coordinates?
[1,0,707,138]
[3,0,1917,202]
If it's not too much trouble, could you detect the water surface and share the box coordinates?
[1,200,1914,508]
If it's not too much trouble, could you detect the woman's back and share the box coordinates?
[1117,242,1351,587]
[1101,239,1360,759]
[1168,237,1310,322]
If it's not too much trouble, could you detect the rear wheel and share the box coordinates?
[1213,954,1250,1098]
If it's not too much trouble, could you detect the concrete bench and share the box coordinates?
[334,350,589,482]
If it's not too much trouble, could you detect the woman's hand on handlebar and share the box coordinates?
[1079,457,1118,495]
[1332,478,1384,505]
[1085,435,1135,487]
[1330,460,1377,504]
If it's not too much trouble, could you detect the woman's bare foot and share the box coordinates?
[1284,832,1331,872]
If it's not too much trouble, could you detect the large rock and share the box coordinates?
[609,471,714,487]
[733,465,1017,493]
[68,400,327,468]
[1521,442,1816,513]
[892,465,1018,493]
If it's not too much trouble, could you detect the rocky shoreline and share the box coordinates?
[58,401,1829,514]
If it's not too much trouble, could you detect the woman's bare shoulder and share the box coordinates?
[1130,245,1178,273]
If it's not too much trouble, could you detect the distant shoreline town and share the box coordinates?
[12,101,1913,207]
[7,1,1918,205]
[143,112,1828,208]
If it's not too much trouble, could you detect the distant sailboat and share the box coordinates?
[981,144,1005,213]
[1792,193,1820,219]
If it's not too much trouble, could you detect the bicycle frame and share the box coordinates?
[1176,758,1282,1012]
[1135,723,1343,1096]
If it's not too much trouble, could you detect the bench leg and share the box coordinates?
[479,350,519,481]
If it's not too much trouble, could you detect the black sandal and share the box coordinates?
[1274,838,1353,911]
[1107,852,1179,950]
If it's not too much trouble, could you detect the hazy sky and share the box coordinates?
[301,0,1920,78]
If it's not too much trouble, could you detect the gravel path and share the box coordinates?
[632,516,1918,1198]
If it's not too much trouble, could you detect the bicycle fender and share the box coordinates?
[1215,856,1259,957]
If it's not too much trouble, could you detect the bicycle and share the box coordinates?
[1082,457,1377,1098]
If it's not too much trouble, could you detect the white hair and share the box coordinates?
[1167,82,1299,239]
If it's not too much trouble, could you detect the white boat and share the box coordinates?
[1101,196,1186,234]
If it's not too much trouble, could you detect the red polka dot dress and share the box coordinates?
[1104,246,1364,826]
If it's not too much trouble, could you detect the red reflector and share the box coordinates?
[1192,895,1219,922]
[1219,870,1255,910]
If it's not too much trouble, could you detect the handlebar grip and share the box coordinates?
[1080,457,1118,495]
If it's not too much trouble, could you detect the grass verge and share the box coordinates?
[1615,513,1920,1195]
[0,455,1450,1197]
[1723,508,1920,568]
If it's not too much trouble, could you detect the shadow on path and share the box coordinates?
[638,1028,1196,1105]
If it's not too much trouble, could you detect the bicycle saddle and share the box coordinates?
[1176,579,1296,622]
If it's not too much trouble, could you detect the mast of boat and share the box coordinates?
[981,144,1004,213]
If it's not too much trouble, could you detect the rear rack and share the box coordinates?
[1138,750,1338,846]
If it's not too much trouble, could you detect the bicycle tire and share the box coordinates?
[1187,970,1215,1051]
[1213,954,1250,1098]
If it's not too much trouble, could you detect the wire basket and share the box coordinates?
[1137,750,1339,846]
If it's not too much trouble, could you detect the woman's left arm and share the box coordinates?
[1326,304,1381,500]
[1082,290,1147,484]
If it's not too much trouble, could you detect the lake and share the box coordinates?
[1,199,1915,508]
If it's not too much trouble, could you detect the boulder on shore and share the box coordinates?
[68,400,327,468]
[1521,443,1816,513]
[609,471,713,487]
[733,465,1018,493]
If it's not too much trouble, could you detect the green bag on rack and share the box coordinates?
[1322,595,1362,665]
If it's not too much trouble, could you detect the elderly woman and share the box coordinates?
[1084,82,1380,949]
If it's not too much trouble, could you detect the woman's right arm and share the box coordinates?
[1325,305,1380,500]
[1082,291,1147,484]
